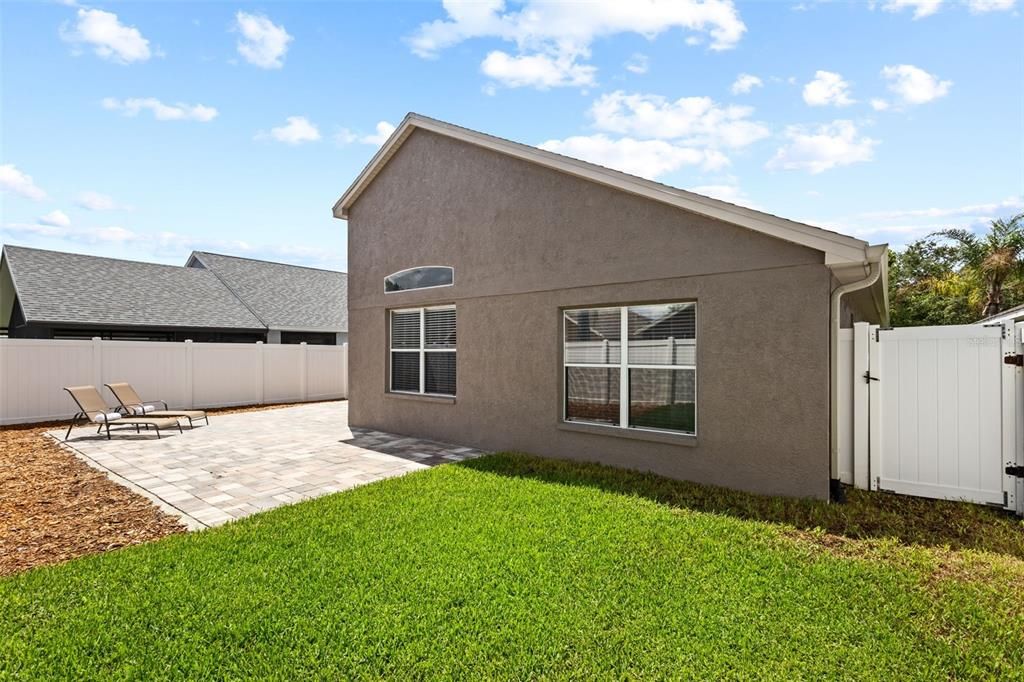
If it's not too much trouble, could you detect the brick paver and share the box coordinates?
[49,402,483,530]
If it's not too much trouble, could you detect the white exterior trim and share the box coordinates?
[333,113,881,267]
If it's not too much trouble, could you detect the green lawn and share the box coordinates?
[2,454,1022,679]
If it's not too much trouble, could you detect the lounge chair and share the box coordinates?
[104,382,209,428]
[63,385,182,440]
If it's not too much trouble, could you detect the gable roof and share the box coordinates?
[187,252,347,333]
[1,245,264,330]
[333,113,884,268]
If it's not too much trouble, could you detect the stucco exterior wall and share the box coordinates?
[346,129,834,499]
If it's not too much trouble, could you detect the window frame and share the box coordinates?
[562,303,696,437]
[389,305,456,397]
[384,266,455,294]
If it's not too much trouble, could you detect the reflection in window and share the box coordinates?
[385,266,454,293]
[563,302,696,435]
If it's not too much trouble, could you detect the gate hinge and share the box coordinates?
[1004,354,1024,366]
[1006,465,1024,478]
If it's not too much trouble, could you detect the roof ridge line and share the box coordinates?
[188,252,270,330]
[192,250,347,275]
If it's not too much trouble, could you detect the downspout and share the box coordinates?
[829,252,883,502]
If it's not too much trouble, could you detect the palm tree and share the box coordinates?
[937,212,1024,318]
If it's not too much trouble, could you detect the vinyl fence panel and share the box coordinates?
[0,338,347,425]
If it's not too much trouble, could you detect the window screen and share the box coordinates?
[564,302,696,435]
[390,306,456,396]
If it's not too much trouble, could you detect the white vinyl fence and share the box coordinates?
[837,321,1021,514]
[0,338,347,425]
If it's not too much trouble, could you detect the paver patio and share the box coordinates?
[49,401,483,530]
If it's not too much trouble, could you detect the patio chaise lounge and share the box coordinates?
[104,382,209,428]
[63,385,183,440]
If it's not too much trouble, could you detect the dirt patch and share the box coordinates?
[781,526,1024,596]
[0,401,337,577]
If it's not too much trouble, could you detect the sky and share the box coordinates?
[1,0,1022,272]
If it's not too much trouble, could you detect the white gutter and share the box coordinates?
[829,244,887,501]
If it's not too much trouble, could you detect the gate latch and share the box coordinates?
[863,371,880,384]
[1007,465,1024,478]
[1004,354,1024,366]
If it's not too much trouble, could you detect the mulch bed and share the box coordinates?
[0,401,329,577]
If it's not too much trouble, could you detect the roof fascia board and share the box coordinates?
[334,114,870,264]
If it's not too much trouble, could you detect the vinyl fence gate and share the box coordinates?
[838,322,1024,515]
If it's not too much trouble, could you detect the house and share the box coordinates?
[975,303,1024,328]
[0,246,348,344]
[186,251,348,345]
[333,113,888,500]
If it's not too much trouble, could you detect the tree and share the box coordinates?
[936,213,1024,318]
[888,237,976,327]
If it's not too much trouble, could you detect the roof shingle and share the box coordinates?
[3,246,264,330]
[188,252,347,332]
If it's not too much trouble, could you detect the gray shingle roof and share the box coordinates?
[2,245,265,329]
[189,252,348,332]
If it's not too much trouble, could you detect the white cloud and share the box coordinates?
[407,0,746,89]
[589,91,770,148]
[690,183,754,206]
[625,53,649,74]
[234,12,292,69]
[59,8,152,64]
[38,210,71,227]
[1,222,138,244]
[360,121,396,145]
[334,121,397,146]
[880,0,944,18]
[859,196,1024,221]
[808,196,1024,247]
[481,50,596,89]
[870,98,890,111]
[731,73,762,95]
[102,97,218,122]
[539,134,729,180]
[802,70,855,106]
[966,0,1016,12]
[75,190,122,211]
[261,116,321,144]
[0,221,344,269]
[0,164,47,201]
[881,64,952,105]
[766,120,878,174]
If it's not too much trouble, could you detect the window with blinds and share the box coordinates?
[564,302,695,435]
[390,306,456,396]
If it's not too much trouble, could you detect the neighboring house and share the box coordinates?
[975,303,1024,328]
[186,252,348,345]
[0,246,347,344]
[334,113,889,500]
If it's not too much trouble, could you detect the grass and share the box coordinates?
[2,453,1022,679]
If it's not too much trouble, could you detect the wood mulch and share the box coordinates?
[0,402,322,578]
